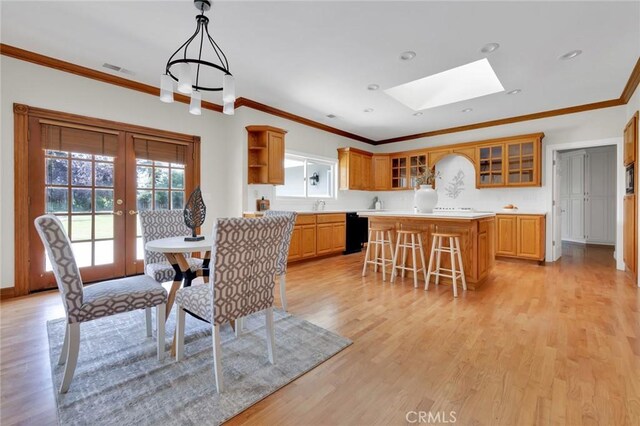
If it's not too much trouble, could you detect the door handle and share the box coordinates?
[129,210,138,216]
[113,211,123,216]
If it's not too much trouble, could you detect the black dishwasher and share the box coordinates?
[344,212,369,254]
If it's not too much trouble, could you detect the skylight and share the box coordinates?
[384,58,504,111]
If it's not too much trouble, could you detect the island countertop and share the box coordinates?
[357,210,496,220]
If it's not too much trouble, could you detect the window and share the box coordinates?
[276,153,336,198]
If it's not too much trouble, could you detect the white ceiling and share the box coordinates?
[2,1,639,141]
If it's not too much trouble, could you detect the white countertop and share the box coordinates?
[494,209,548,215]
[357,210,496,219]
[243,209,382,215]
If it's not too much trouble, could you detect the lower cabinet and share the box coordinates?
[623,194,636,275]
[286,213,345,262]
[495,214,546,261]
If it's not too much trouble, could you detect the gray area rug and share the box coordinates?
[47,309,351,425]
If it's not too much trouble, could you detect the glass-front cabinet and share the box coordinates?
[506,140,536,186]
[478,144,504,187]
[391,153,428,189]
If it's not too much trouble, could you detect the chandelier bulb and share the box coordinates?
[189,91,202,115]
[177,63,193,94]
[223,101,235,116]
[223,74,236,103]
[160,74,174,103]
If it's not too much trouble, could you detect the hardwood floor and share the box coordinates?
[1,244,638,425]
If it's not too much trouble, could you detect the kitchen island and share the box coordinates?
[358,211,496,289]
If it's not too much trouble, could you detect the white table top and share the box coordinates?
[145,236,213,253]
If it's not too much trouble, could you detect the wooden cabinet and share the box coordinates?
[623,194,636,275]
[506,139,538,186]
[247,126,287,185]
[338,148,372,190]
[496,215,517,256]
[495,214,546,261]
[300,225,317,258]
[477,144,505,187]
[371,155,390,190]
[391,152,427,189]
[624,112,638,166]
[316,213,346,255]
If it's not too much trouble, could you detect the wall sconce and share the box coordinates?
[309,172,320,186]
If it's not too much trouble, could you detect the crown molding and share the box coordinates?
[2,44,638,146]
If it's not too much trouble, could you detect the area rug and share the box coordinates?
[46,309,351,425]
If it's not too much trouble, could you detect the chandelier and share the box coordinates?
[160,0,235,115]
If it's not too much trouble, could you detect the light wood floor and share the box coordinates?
[1,244,638,425]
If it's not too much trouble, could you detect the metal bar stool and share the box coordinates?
[425,232,467,297]
[362,226,395,281]
[391,230,428,288]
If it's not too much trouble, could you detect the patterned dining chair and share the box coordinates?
[139,210,205,284]
[34,215,168,394]
[263,210,297,311]
[174,216,287,392]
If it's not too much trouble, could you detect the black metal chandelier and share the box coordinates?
[160,0,235,115]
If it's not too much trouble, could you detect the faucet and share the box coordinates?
[313,200,326,211]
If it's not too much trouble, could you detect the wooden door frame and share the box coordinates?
[13,103,201,296]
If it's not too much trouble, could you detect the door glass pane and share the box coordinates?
[155,190,170,209]
[95,189,114,212]
[154,167,170,189]
[137,190,152,211]
[71,160,92,186]
[71,215,92,241]
[72,188,92,212]
[72,241,92,267]
[95,240,114,265]
[137,166,153,188]
[95,215,114,239]
[171,169,185,189]
[46,158,68,185]
[136,237,144,260]
[95,163,114,187]
[46,188,68,213]
[171,191,184,209]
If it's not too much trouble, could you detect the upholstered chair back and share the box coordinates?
[263,210,297,275]
[139,210,193,266]
[210,216,287,326]
[34,215,84,323]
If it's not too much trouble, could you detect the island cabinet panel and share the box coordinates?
[496,215,517,256]
[623,194,636,274]
[495,214,546,262]
[362,215,496,289]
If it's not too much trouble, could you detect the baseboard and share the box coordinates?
[0,287,15,300]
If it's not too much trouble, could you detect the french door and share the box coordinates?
[27,115,197,292]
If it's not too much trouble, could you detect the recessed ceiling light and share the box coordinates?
[560,50,582,60]
[480,43,500,54]
[462,108,473,113]
[326,114,337,119]
[102,63,136,76]
[400,51,416,61]
[367,84,380,91]
[384,58,504,111]
[364,108,374,113]
[413,112,423,116]
[507,89,522,95]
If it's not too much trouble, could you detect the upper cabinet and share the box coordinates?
[338,148,372,190]
[337,132,544,191]
[247,126,287,185]
[624,112,638,166]
[391,152,428,189]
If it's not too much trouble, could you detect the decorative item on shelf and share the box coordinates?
[183,186,206,241]
[309,172,320,186]
[257,196,270,212]
[414,167,441,213]
[159,0,235,116]
[502,203,519,212]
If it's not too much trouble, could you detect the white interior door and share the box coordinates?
[559,151,586,242]
[552,150,562,260]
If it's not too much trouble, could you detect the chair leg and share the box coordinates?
[417,235,428,285]
[425,236,437,291]
[145,307,152,338]
[450,237,458,298]
[401,235,409,278]
[381,231,387,281]
[235,317,243,338]
[373,232,380,273]
[391,232,401,283]
[435,236,443,286]
[279,274,287,311]
[455,237,467,291]
[59,323,80,394]
[265,307,276,364]
[156,304,166,361]
[362,229,372,277]
[175,307,186,361]
[58,322,69,365]
[212,324,224,393]
[411,233,419,288]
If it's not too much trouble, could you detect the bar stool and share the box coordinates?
[425,232,467,297]
[391,230,428,288]
[362,226,395,281]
